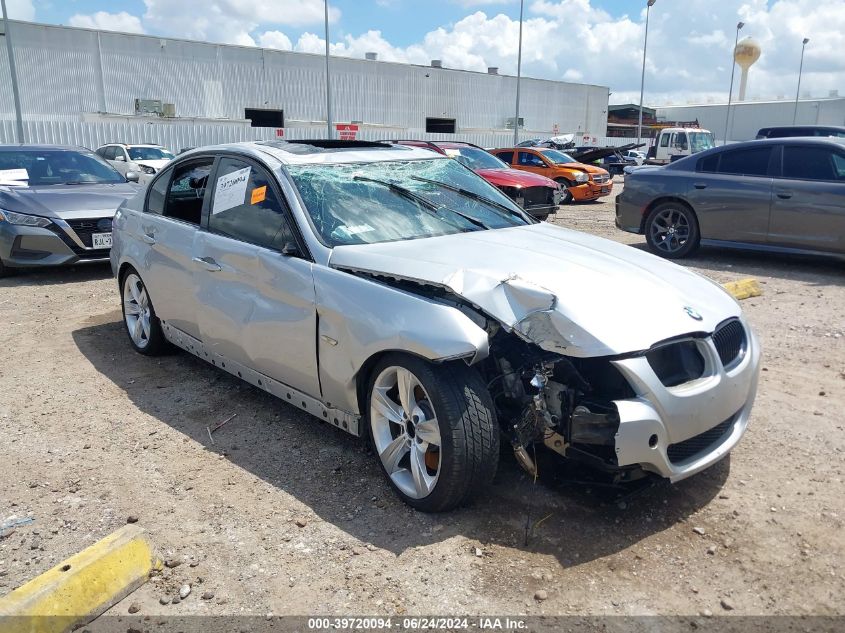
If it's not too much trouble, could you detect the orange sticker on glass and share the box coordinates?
[250,185,267,205]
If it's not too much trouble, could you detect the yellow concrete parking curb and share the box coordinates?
[0,524,161,633]
[723,278,762,301]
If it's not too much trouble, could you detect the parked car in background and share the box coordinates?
[645,128,715,165]
[0,145,139,276]
[111,139,760,511]
[756,125,845,139]
[625,149,646,165]
[96,143,175,185]
[491,147,612,203]
[616,137,845,259]
[391,141,561,220]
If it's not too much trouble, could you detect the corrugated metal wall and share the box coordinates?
[0,20,609,138]
[0,118,631,152]
[657,98,845,142]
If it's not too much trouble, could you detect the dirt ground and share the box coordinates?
[1,177,843,620]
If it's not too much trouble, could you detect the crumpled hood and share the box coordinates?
[135,159,170,171]
[0,182,139,219]
[329,222,740,357]
[475,168,558,189]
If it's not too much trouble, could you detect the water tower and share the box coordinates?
[734,37,761,101]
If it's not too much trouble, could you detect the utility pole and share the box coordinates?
[636,0,656,147]
[1,0,25,143]
[793,38,809,125]
[723,22,744,144]
[513,0,524,146]
[324,0,333,139]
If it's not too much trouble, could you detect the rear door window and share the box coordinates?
[495,151,514,165]
[163,159,214,225]
[716,147,772,177]
[782,146,842,181]
[103,146,117,160]
[207,157,295,251]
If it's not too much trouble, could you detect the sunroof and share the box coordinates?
[257,140,397,154]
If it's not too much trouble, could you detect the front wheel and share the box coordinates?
[555,179,574,204]
[367,354,499,512]
[644,202,700,259]
[121,268,168,355]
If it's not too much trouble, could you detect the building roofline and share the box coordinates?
[6,19,610,92]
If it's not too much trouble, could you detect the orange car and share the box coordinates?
[490,147,613,203]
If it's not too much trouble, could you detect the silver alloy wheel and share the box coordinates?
[650,207,691,254]
[123,273,152,349]
[370,366,442,499]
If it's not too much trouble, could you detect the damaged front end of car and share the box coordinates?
[334,260,761,485]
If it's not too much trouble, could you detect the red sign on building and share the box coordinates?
[336,124,359,141]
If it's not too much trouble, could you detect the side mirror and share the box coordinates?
[125,171,140,183]
[114,155,126,162]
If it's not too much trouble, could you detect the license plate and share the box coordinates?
[92,232,112,248]
[601,186,611,193]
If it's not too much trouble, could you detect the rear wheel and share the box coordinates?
[367,354,499,512]
[555,178,574,204]
[121,268,168,355]
[0,258,9,278]
[644,202,700,259]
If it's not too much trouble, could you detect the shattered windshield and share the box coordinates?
[288,158,529,247]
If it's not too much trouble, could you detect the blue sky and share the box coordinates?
[8,1,845,104]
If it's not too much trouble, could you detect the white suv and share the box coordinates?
[96,144,175,185]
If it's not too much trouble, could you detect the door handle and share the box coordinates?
[776,191,793,199]
[693,183,707,189]
[141,232,156,245]
[192,256,222,272]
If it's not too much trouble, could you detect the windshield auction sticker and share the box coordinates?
[213,167,251,215]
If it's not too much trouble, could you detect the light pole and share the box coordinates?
[513,0,524,146]
[723,21,744,144]
[324,0,333,139]
[793,37,809,125]
[1,0,24,143]
[636,0,656,147]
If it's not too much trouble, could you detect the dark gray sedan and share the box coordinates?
[0,145,139,276]
[616,137,845,259]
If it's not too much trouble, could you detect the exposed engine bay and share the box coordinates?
[478,329,643,482]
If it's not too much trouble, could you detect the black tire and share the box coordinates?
[0,258,9,278]
[644,201,700,259]
[120,266,168,356]
[366,353,499,512]
[555,178,574,204]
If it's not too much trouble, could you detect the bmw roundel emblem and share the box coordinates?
[684,306,703,321]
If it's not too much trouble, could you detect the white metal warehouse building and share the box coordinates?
[0,20,610,150]
[656,96,845,143]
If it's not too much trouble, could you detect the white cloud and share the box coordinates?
[68,11,145,34]
[4,0,35,21]
[258,30,293,51]
[141,0,339,46]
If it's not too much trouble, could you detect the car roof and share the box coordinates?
[179,140,444,166]
[725,137,845,149]
[0,144,89,152]
[97,143,164,148]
